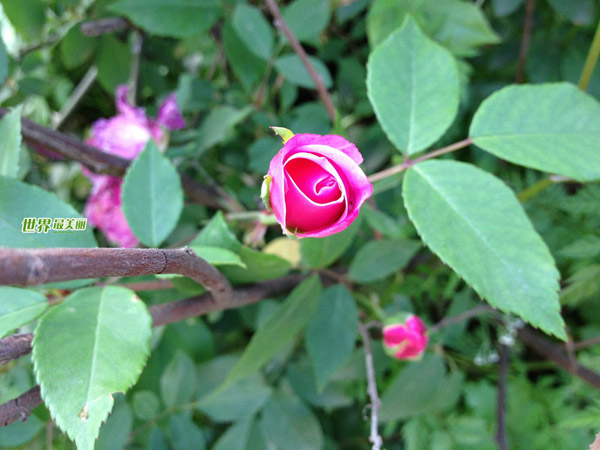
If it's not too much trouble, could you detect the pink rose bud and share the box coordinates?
[383,315,429,360]
[265,131,373,238]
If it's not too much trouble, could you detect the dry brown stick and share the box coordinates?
[80,17,131,37]
[0,247,232,305]
[515,0,536,83]
[518,326,600,390]
[0,386,42,427]
[0,108,223,209]
[0,274,304,426]
[0,334,34,365]
[264,0,337,122]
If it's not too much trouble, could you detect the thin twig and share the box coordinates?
[0,247,232,305]
[52,66,98,130]
[357,322,383,450]
[495,344,509,450]
[579,19,600,91]
[518,326,600,390]
[429,304,493,333]
[0,108,224,209]
[128,31,143,105]
[368,138,473,183]
[264,0,336,122]
[572,335,600,351]
[80,17,131,37]
[515,0,536,83]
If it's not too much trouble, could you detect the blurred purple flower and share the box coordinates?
[83,85,185,247]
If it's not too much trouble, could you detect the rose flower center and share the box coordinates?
[285,158,342,203]
[283,157,347,233]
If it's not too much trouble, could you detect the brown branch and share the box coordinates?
[0,247,232,305]
[495,344,509,450]
[0,333,34,365]
[0,274,304,426]
[572,335,600,351]
[264,0,336,122]
[0,108,224,209]
[515,0,536,83]
[0,386,42,427]
[357,322,383,450]
[368,138,473,184]
[80,17,131,37]
[518,327,600,390]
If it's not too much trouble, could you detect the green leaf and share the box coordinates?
[224,275,322,386]
[0,176,97,248]
[197,375,272,422]
[232,4,274,60]
[223,247,291,283]
[305,285,358,391]
[132,391,161,420]
[274,54,333,89]
[108,0,221,38]
[60,24,96,69]
[196,106,252,154]
[223,20,267,92]
[366,0,499,56]
[122,141,184,247]
[379,354,463,422]
[0,286,48,338]
[188,245,246,268]
[191,212,290,283]
[32,286,152,450]
[470,83,600,182]
[367,17,460,155]
[0,0,45,41]
[260,390,324,450]
[95,397,133,450]
[431,0,500,57]
[212,417,254,450]
[160,351,197,408]
[491,0,524,17]
[348,240,421,283]
[403,160,565,339]
[283,0,331,44]
[547,0,595,26]
[0,413,43,447]
[300,216,361,268]
[96,35,131,94]
[169,414,206,450]
[0,106,22,178]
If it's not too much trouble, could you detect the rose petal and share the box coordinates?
[284,157,342,204]
[407,315,427,334]
[285,133,364,165]
[157,93,186,131]
[284,171,346,233]
[383,324,408,346]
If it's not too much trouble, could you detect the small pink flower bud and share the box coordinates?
[383,315,428,360]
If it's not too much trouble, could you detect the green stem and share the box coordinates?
[517,177,553,203]
[579,20,600,91]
